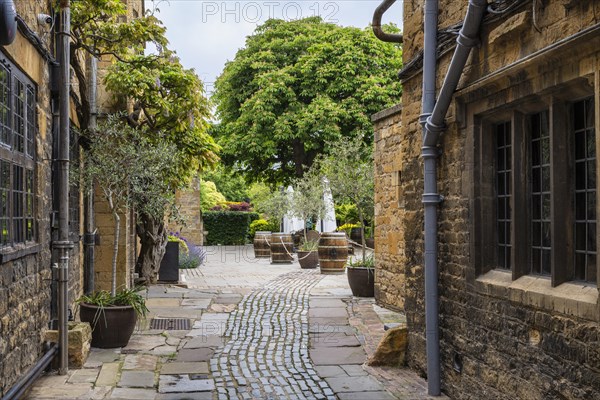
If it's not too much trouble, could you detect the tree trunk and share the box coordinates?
[358,208,366,263]
[135,212,168,284]
[111,210,120,297]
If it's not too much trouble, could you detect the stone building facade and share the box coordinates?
[374,1,600,398]
[0,1,83,394]
[0,0,146,394]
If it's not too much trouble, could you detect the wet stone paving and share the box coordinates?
[212,270,335,400]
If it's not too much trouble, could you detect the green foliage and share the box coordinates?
[76,115,178,294]
[247,182,275,213]
[200,180,227,211]
[70,0,168,130]
[337,223,360,237]
[167,234,189,254]
[71,0,220,283]
[299,239,319,252]
[249,219,279,237]
[105,52,219,186]
[259,189,292,224]
[335,203,359,225]
[347,253,374,269]
[203,212,260,245]
[203,163,250,202]
[289,167,328,239]
[318,138,374,224]
[214,17,402,184]
[77,287,149,318]
[316,137,374,261]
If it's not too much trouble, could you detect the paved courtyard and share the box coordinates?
[24,245,443,399]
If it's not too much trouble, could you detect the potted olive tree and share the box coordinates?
[317,137,375,295]
[290,168,328,269]
[76,115,177,347]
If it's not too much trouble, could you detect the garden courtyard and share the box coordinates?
[25,245,440,400]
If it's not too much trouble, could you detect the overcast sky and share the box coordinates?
[149,1,403,97]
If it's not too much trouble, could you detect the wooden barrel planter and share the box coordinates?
[318,232,348,274]
[253,231,271,258]
[270,233,293,264]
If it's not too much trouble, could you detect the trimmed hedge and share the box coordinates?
[203,211,260,245]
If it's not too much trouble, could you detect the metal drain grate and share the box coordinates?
[150,317,191,330]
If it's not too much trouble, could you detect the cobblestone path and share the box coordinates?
[211,270,336,400]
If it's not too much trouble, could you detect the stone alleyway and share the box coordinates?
[24,246,443,400]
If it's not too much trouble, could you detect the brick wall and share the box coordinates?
[374,0,600,398]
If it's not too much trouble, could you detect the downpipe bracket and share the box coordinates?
[423,193,444,204]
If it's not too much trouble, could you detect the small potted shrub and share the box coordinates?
[346,253,375,297]
[78,287,149,348]
[297,239,319,269]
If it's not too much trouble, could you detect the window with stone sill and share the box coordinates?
[476,95,597,287]
[0,56,37,255]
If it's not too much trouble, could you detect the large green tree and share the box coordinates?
[213,17,402,184]
[71,1,218,283]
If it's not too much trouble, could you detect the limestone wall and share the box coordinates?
[373,105,406,311]
[374,0,600,398]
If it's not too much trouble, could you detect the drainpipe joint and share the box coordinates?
[423,193,443,204]
[419,113,432,128]
[457,31,480,48]
[423,116,446,147]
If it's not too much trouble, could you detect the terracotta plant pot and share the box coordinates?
[79,303,137,348]
[347,267,375,297]
[297,250,319,269]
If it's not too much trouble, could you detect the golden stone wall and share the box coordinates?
[92,0,147,291]
[374,0,600,397]
[174,177,204,245]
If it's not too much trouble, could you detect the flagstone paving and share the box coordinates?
[24,245,442,399]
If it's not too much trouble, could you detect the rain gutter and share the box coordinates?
[421,0,486,395]
[54,0,73,375]
[1,343,58,400]
[372,0,403,43]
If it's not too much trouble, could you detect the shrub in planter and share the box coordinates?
[77,287,149,348]
[297,239,319,269]
[346,254,375,297]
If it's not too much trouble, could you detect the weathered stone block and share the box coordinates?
[366,326,407,367]
[44,322,92,368]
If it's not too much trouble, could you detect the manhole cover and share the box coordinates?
[150,318,191,330]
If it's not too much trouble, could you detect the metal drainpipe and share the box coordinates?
[372,0,403,43]
[420,0,440,396]
[84,55,97,294]
[421,0,487,395]
[1,343,59,400]
[55,0,73,376]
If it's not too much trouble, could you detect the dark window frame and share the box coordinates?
[475,94,598,287]
[0,56,37,255]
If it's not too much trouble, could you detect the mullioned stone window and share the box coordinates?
[0,57,36,253]
[483,96,597,286]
